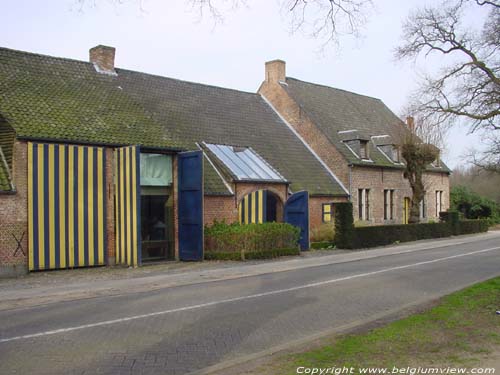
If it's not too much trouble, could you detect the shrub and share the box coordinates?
[310,222,335,242]
[451,186,500,223]
[310,241,335,250]
[440,210,460,235]
[350,222,453,248]
[204,221,300,260]
[334,202,355,249]
[458,219,489,235]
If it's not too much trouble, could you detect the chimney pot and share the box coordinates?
[406,116,415,132]
[89,45,116,75]
[265,59,286,83]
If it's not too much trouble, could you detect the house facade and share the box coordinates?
[259,60,450,226]
[0,46,349,276]
[0,46,451,276]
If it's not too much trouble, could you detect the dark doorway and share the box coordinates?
[266,193,278,222]
[141,193,174,261]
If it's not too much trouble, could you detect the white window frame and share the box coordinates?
[435,190,443,216]
[358,188,370,220]
[384,189,395,220]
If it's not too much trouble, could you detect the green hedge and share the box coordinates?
[346,219,489,249]
[351,222,453,248]
[310,241,336,250]
[204,221,300,260]
[334,202,355,249]
[332,203,490,249]
[458,219,489,235]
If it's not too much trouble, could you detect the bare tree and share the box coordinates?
[396,115,442,224]
[396,0,499,132]
[75,0,373,47]
[467,132,500,173]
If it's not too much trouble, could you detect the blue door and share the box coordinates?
[284,191,309,251]
[178,151,204,261]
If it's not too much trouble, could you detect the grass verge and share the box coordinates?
[250,277,500,374]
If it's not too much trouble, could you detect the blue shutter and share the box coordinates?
[284,191,309,251]
[178,151,204,261]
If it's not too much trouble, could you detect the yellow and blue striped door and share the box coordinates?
[28,143,107,271]
[239,190,267,224]
[114,146,141,267]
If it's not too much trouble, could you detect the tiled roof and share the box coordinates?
[282,78,450,172]
[0,160,10,191]
[0,47,183,149]
[113,69,348,196]
[0,47,348,196]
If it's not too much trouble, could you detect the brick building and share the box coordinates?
[0,46,348,276]
[259,60,450,226]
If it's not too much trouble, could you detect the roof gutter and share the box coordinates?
[16,136,186,153]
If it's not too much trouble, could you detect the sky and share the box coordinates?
[1,0,487,169]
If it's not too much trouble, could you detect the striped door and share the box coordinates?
[239,190,267,224]
[114,146,141,267]
[28,143,107,271]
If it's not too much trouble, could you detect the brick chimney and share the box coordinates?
[265,59,286,83]
[406,116,415,132]
[89,45,116,75]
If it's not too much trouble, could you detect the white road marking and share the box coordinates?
[1,246,499,344]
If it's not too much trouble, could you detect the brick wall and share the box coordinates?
[309,196,348,231]
[204,195,237,225]
[0,141,28,275]
[259,81,350,184]
[259,79,451,226]
[350,166,450,225]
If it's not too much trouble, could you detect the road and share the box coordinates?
[0,235,499,375]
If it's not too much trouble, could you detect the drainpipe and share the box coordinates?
[348,164,353,201]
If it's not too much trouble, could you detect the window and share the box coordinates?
[359,141,369,159]
[384,189,395,220]
[322,203,333,223]
[435,190,444,216]
[345,140,370,160]
[204,143,286,182]
[358,189,370,220]
[419,193,427,219]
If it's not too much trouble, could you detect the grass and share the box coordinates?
[252,277,500,374]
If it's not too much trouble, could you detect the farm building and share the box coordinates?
[0,45,349,276]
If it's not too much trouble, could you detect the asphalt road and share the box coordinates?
[0,236,499,375]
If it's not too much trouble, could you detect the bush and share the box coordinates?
[204,221,300,260]
[310,222,335,242]
[440,210,460,235]
[350,222,453,248]
[310,241,335,250]
[458,219,489,235]
[204,247,300,261]
[451,186,500,223]
[331,202,491,249]
[334,202,355,249]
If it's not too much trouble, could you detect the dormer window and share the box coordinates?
[345,139,370,160]
[379,144,400,163]
[359,140,369,159]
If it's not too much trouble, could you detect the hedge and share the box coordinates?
[333,203,489,249]
[334,202,355,249]
[458,219,489,235]
[310,241,335,250]
[347,219,490,249]
[204,221,300,260]
[204,247,300,261]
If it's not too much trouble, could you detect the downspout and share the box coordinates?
[348,164,353,201]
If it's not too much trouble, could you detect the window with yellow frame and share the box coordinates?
[322,203,333,223]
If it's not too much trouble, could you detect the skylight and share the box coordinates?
[204,143,286,182]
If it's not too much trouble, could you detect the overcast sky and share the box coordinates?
[1,0,486,169]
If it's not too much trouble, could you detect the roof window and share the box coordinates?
[204,143,286,182]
